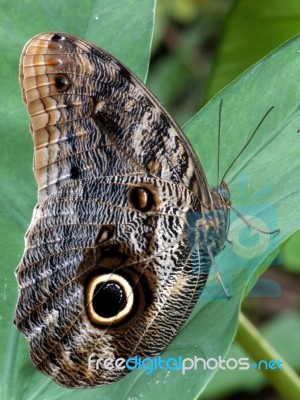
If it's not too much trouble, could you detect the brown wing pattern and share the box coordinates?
[15,33,229,387]
[19,33,212,204]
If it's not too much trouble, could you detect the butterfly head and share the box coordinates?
[217,181,231,206]
[210,180,231,211]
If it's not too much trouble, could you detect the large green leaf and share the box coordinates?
[0,0,155,399]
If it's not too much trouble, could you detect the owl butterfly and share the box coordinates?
[15,32,232,388]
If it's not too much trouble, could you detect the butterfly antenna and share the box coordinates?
[231,206,280,235]
[221,106,275,183]
[217,99,223,184]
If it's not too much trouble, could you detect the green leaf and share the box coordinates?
[204,0,300,102]
[0,0,155,399]
[202,311,300,399]
[281,231,300,273]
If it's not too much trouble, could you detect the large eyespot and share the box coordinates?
[129,186,155,212]
[54,74,71,92]
[85,273,134,326]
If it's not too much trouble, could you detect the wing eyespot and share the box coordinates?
[51,34,65,42]
[55,74,71,92]
[85,273,134,326]
[128,186,155,212]
[95,225,115,244]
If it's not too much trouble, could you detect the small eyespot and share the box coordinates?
[85,273,134,326]
[129,186,155,212]
[95,225,114,244]
[51,34,65,42]
[54,74,71,92]
[70,166,80,179]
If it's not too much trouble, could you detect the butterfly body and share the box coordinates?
[15,33,230,387]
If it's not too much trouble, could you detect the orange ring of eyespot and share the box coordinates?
[85,273,134,326]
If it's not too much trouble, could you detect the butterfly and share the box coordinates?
[15,32,232,388]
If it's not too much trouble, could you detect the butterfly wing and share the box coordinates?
[15,33,227,387]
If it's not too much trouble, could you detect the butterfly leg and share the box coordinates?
[207,247,231,300]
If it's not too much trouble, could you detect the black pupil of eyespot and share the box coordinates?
[92,282,126,318]
[55,76,68,90]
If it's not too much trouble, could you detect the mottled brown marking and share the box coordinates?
[16,32,230,388]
